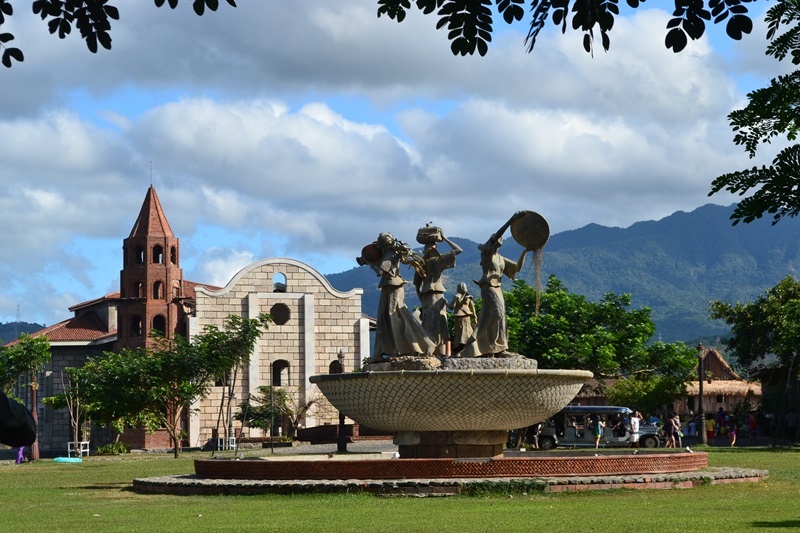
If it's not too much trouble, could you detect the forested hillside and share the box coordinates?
[0,322,46,344]
[327,204,800,343]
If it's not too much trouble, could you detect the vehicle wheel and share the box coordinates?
[538,436,556,450]
[641,435,658,448]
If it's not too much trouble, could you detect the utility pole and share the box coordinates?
[697,343,708,445]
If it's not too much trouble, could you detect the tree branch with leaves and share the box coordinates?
[0,0,236,68]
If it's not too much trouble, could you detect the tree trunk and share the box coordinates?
[30,377,39,461]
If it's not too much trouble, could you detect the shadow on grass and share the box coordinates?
[75,483,131,490]
[750,520,800,528]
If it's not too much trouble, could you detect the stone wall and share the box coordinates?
[190,258,366,448]
[36,345,107,452]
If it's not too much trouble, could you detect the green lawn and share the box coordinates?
[1,447,797,532]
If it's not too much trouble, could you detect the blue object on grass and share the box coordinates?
[54,457,83,463]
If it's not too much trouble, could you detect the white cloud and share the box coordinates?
[0,1,784,325]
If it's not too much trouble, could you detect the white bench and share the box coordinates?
[67,441,90,457]
[217,436,236,450]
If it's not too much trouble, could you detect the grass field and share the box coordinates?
[1,446,798,532]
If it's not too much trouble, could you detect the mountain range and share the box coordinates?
[326,204,800,343]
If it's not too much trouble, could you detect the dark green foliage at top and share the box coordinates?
[0,0,235,68]
[377,0,757,56]
[0,0,763,68]
[709,1,800,226]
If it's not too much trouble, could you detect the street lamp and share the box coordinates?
[336,350,348,453]
[697,343,708,445]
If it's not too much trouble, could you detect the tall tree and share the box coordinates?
[193,314,272,447]
[41,368,90,456]
[79,313,270,457]
[709,1,800,225]
[505,277,696,410]
[709,275,800,440]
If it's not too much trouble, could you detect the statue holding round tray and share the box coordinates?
[459,210,550,357]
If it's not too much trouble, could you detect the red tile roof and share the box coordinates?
[69,292,121,312]
[4,312,116,347]
[128,186,175,238]
[9,281,220,347]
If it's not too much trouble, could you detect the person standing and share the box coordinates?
[628,411,641,448]
[593,415,606,449]
[664,414,677,448]
[727,414,738,447]
[705,415,716,446]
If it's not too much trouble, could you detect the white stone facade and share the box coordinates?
[188,258,368,447]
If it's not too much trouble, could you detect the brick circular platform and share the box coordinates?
[194,451,708,480]
[134,465,767,496]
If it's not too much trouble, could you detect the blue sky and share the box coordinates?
[0,1,787,327]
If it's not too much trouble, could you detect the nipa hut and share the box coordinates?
[673,347,761,415]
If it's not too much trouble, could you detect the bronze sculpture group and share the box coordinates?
[358,211,548,359]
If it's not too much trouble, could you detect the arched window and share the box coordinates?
[153,245,164,264]
[133,281,144,298]
[153,281,163,299]
[170,246,178,265]
[131,315,143,337]
[272,273,287,293]
[270,303,291,326]
[272,360,290,386]
[328,360,344,375]
[136,246,145,264]
[152,315,167,336]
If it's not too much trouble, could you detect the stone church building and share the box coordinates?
[11,186,367,452]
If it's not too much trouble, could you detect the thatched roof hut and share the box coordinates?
[675,347,761,415]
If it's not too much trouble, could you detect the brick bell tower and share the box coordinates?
[118,186,186,350]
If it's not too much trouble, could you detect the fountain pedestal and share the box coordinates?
[310,358,593,459]
[395,430,507,458]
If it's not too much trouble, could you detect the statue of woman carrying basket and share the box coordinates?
[413,225,462,356]
[358,232,434,358]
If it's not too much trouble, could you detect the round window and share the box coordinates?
[270,303,291,325]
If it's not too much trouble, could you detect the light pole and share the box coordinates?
[270,362,275,455]
[697,343,707,445]
[336,350,348,453]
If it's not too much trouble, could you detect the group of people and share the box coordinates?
[702,408,744,446]
[361,213,531,360]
